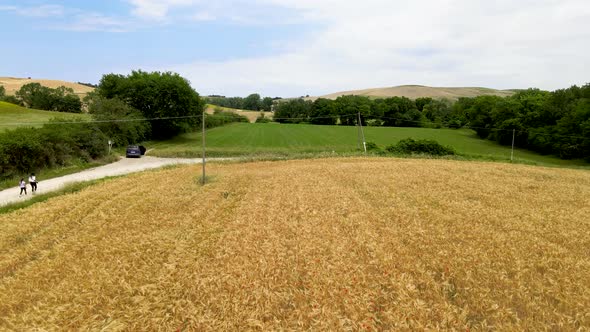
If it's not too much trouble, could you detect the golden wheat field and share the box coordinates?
[0,158,589,330]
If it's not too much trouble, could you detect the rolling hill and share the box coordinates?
[0,101,90,131]
[315,85,516,100]
[0,77,95,98]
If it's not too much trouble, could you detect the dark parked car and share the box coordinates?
[126,145,142,158]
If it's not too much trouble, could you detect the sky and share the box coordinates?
[1,0,589,97]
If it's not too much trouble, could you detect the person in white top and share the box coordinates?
[19,178,27,196]
[29,173,37,193]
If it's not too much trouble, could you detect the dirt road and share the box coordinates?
[0,156,224,207]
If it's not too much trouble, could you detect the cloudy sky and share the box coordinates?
[1,0,589,97]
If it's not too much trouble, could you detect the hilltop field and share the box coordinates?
[315,85,516,100]
[0,77,94,98]
[0,158,588,330]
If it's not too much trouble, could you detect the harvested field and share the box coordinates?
[205,104,270,123]
[315,85,515,100]
[0,77,94,98]
[0,158,589,330]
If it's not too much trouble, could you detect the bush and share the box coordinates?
[2,95,23,106]
[364,141,379,151]
[255,112,272,123]
[205,111,248,129]
[385,138,456,156]
[0,119,108,180]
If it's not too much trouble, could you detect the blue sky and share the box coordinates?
[1,0,589,97]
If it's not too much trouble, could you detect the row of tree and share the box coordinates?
[206,94,278,112]
[273,95,450,127]
[1,83,83,113]
[272,85,589,160]
[452,86,590,160]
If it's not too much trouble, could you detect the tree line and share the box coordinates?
[0,83,83,113]
[272,84,590,160]
[206,94,279,112]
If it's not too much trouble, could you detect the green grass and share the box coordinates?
[148,123,589,168]
[0,101,90,131]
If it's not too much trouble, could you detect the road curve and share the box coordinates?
[0,156,227,207]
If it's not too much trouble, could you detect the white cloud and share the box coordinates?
[158,0,590,96]
[63,13,131,32]
[127,0,198,20]
[0,4,64,17]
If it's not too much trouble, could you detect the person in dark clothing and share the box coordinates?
[29,173,37,193]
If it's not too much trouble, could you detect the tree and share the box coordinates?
[16,83,50,108]
[334,96,372,125]
[14,83,81,112]
[273,99,312,123]
[415,97,433,111]
[96,70,205,139]
[87,96,150,146]
[243,93,262,111]
[0,85,5,99]
[422,99,451,127]
[310,98,337,125]
[261,97,274,112]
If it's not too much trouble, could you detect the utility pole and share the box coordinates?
[356,114,361,150]
[358,112,367,154]
[510,128,515,162]
[202,110,206,185]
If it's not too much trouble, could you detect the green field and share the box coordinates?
[0,101,90,131]
[149,123,588,167]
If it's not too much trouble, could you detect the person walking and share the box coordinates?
[29,173,37,193]
[19,178,27,197]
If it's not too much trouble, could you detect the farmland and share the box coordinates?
[0,77,94,98]
[315,84,516,100]
[0,158,588,330]
[206,104,270,123]
[0,101,90,131]
[149,123,588,167]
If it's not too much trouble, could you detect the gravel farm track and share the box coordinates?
[0,156,221,207]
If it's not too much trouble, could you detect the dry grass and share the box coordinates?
[0,77,94,98]
[0,158,589,330]
[315,85,515,100]
[205,105,270,123]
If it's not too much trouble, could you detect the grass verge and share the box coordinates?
[0,154,121,191]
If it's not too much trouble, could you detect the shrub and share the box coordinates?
[2,95,23,106]
[0,118,108,180]
[206,111,248,129]
[385,138,456,156]
[364,141,379,151]
[255,112,272,123]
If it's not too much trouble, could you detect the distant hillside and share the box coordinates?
[0,77,95,98]
[206,104,271,123]
[0,101,90,131]
[316,85,516,100]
